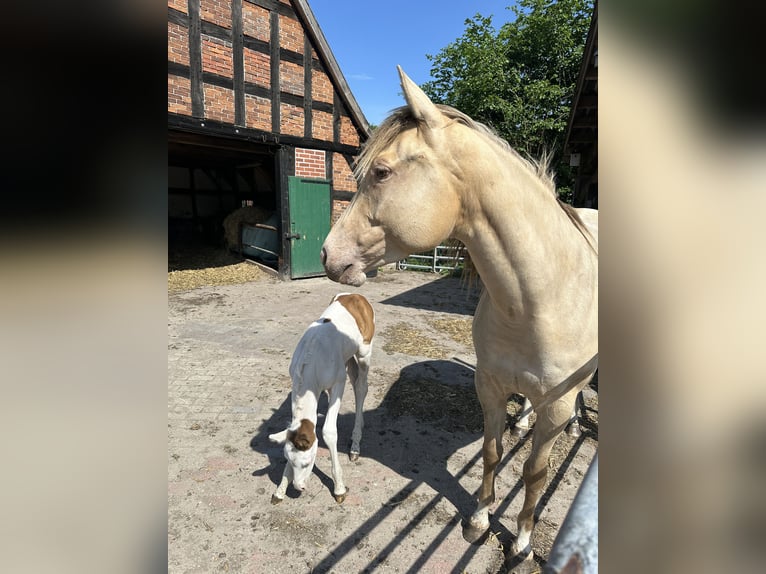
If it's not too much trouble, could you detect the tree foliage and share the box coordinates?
[422,0,593,197]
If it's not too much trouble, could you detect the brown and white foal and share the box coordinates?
[268,293,374,504]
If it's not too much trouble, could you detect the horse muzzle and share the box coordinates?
[320,246,368,286]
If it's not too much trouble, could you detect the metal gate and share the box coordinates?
[396,244,465,273]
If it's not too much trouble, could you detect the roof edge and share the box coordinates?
[563,3,598,155]
[292,0,371,139]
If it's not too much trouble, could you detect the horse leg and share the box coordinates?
[348,351,370,461]
[565,392,583,437]
[510,393,577,557]
[323,384,347,503]
[512,397,533,438]
[463,367,506,543]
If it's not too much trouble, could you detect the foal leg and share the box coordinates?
[463,368,506,543]
[510,393,577,557]
[348,350,370,461]
[271,463,293,505]
[323,383,347,503]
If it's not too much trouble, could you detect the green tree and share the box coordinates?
[422,0,593,198]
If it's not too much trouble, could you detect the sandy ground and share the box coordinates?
[168,267,598,573]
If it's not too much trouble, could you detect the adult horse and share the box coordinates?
[321,67,598,561]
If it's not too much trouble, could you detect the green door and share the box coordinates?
[288,177,331,278]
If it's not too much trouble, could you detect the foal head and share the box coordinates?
[269,418,318,491]
[321,67,468,286]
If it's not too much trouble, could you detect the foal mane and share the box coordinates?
[354,105,597,268]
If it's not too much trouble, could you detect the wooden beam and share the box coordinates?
[303,33,312,139]
[188,0,203,118]
[270,9,280,133]
[232,0,245,126]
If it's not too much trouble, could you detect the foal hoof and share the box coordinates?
[333,490,347,504]
[512,426,529,439]
[349,451,360,462]
[566,421,582,438]
[270,495,283,505]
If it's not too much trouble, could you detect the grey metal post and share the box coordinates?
[543,453,598,574]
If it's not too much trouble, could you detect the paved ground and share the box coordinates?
[168,267,598,574]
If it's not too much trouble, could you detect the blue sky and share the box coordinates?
[309,1,519,126]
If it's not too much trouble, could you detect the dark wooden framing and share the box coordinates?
[269,9,281,133]
[277,146,295,279]
[231,0,245,125]
[187,0,203,117]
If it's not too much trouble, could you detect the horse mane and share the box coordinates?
[354,105,596,283]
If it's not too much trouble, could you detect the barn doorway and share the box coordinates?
[168,131,279,271]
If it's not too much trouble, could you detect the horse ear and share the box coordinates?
[397,65,445,130]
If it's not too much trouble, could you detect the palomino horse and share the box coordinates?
[321,67,598,561]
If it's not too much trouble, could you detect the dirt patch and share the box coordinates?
[380,322,449,359]
[429,316,473,348]
[168,245,268,293]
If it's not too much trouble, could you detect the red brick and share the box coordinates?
[200,0,231,29]
[280,103,304,136]
[242,3,270,42]
[245,94,271,131]
[280,60,303,96]
[168,75,192,115]
[168,0,187,14]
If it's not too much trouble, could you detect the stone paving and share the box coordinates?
[168,268,597,573]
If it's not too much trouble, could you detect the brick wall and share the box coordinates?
[333,153,356,192]
[242,2,269,42]
[312,110,333,142]
[200,0,231,29]
[311,68,333,104]
[204,84,235,124]
[168,22,189,66]
[244,49,270,88]
[202,36,233,77]
[280,60,303,96]
[169,75,192,115]
[167,0,366,162]
[278,13,303,52]
[280,103,304,136]
[340,116,360,147]
[332,200,350,225]
[295,149,326,179]
[245,94,270,131]
[168,0,187,13]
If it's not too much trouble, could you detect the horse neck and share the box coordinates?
[454,150,596,317]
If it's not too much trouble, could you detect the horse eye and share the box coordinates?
[372,166,391,181]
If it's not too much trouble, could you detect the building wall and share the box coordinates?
[167,0,367,210]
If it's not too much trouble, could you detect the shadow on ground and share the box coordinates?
[250,357,596,573]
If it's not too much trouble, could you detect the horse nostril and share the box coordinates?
[320,247,327,265]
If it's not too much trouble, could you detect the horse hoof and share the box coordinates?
[512,426,529,439]
[271,495,283,505]
[462,521,489,544]
[334,489,347,504]
[566,422,582,438]
[504,550,536,574]
[349,451,360,462]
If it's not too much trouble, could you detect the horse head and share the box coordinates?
[321,67,464,286]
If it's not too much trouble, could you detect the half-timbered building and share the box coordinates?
[168,0,370,278]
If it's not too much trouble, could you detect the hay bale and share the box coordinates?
[222,206,273,251]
